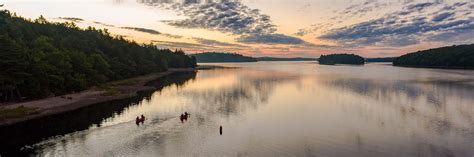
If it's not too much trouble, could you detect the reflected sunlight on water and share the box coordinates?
[9,62,474,156]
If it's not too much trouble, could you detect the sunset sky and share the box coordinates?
[2,0,474,57]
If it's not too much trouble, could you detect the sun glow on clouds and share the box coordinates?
[3,0,474,57]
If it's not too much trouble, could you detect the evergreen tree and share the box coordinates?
[0,11,196,101]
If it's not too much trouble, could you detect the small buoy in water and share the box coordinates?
[219,126,222,135]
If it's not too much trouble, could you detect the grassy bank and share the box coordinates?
[0,106,37,120]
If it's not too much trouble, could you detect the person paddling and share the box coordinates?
[141,114,146,124]
[135,116,140,126]
[180,114,184,123]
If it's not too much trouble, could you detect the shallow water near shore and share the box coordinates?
[2,61,474,156]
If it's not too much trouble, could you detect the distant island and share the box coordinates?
[192,52,316,63]
[256,57,316,61]
[192,52,257,63]
[318,54,365,65]
[366,57,395,63]
[393,44,474,69]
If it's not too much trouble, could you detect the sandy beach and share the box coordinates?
[0,68,196,126]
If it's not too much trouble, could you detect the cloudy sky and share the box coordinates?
[2,0,474,57]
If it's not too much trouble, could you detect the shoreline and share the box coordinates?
[0,68,197,127]
[393,64,474,70]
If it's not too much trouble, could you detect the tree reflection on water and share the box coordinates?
[0,72,197,156]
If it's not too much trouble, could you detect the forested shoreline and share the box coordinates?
[393,44,474,69]
[192,52,317,63]
[0,11,196,102]
[256,57,316,61]
[192,52,257,63]
[366,57,394,62]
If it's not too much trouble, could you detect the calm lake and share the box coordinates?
[1,61,474,156]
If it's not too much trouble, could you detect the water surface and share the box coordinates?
[2,62,474,156]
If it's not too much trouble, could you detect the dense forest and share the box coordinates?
[256,57,316,61]
[0,10,196,101]
[318,54,365,65]
[393,44,474,69]
[192,52,257,63]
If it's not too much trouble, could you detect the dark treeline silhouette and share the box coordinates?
[318,54,365,65]
[192,52,257,63]
[255,57,316,61]
[365,57,395,63]
[0,11,196,101]
[192,52,316,63]
[393,44,474,69]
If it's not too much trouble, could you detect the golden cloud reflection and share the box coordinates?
[11,56,474,157]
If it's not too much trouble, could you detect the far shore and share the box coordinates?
[393,64,474,70]
[0,65,229,127]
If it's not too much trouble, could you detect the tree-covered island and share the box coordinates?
[318,54,365,65]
